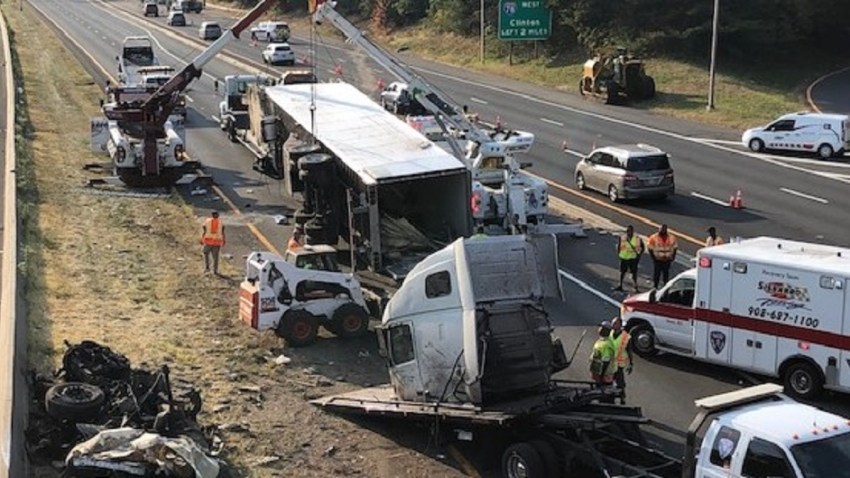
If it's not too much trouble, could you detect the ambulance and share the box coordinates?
[621,237,850,399]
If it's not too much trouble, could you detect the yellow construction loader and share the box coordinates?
[579,47,656,105]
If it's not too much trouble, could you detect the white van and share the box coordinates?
[742,111,850,159]
[621,237,850,399]
[249,21,290,42]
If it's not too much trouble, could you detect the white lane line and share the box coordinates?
[559,270,620,307]
[469,97,488,105]
[693,138,742,146]
[691,192,728,207]
[541,117,564,127]
[101,36,108,41]
[210,115,219,122]
[185,95,194,103]
[779,187,829,204]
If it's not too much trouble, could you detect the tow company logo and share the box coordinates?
[756,281,811,310]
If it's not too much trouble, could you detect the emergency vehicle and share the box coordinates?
[621,237,850,399]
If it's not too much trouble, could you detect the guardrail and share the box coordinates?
[0,7,23,478]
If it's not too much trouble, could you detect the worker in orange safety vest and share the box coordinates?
[647,224,677,289]
[201,211,225,275]
[610,317,633,405]
[287,226,304,252]
[705,226,725,247]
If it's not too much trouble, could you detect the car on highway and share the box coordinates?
[198,21,222,40]
[575,144,674,202]
[379,81,426,115]
[250,21,290,42]
[142,1,159,16]
[742,111,850,159]
[261,43,295,66]
[166,10,186,27]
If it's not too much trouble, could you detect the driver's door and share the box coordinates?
[385,322,423,401]
[654,277,696,353]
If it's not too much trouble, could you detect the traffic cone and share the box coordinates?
[376,78,385,91]
[251,37,257,48]
[729,190,744,209]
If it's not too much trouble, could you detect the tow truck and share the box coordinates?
[89,0,275,186]
[313,2,571,235]
[312,235,850,477]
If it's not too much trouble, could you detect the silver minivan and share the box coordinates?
[575,144,674,202]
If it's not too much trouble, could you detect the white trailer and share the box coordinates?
[621,236,850,399]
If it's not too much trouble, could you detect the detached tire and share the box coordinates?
[278,310,319,347]
[783,361,824,400]
[502,442,546,478]
[332,303,369,338]
[45,382,105,422]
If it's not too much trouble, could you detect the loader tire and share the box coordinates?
[642,76,656,100]
[278,310,319,347]
[605,81,621,105]
[332,303,370,338]
[226,120,238,143]
[45,382,105,422]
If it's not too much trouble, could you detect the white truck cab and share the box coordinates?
[621,237,850,400]
[742,111,850,159]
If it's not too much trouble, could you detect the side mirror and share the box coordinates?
[649,289,658,304]
[520,161,533,169]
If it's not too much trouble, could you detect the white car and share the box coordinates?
[742,111,850,159]
[250,21,290,42]
[262,43,295,66]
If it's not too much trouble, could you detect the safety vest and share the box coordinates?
[611,330,631,368]
[287,236,302,252]
[705,236,725,247]
[202,218,223,246]
[590,338,616,383]
[618,234,642,260]
[648,233,677,261]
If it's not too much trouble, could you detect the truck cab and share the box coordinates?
[218,74,276,137]
[117,36,158,86]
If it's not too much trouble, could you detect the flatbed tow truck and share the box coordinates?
[312,235,850,477]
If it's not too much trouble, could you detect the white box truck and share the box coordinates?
[621,237,850,399]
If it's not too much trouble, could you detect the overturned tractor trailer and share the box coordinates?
[244,81,472,279]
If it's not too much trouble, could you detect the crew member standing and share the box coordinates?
[610,317,633,404]
[201,211,225,275]
[287,226,304,252]
[590,321,617,389]
[614,225,644,293]
[647,224,677,289]
[705,226,725,247]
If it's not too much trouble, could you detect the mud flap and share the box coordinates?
[90,117,110,154]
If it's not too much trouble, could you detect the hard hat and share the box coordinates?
[600,320,613,329]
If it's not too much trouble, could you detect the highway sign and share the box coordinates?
[498,0,552,41]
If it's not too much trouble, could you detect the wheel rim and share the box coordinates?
[609,185,618,202]
[576,173,585,189]
[790,369,812,395]
[819,145,832,158]
[62,384,94,403]
[634,330,654,353]
[342,314,363,333]
[292,321,311,340]
[506,454,529,478]
[750,139,761,151]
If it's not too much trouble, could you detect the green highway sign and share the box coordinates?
[498,0,552,41]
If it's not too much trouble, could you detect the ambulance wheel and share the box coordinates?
[332,303,369,338]
[502,442,546,478]
[279,310,319,347]
[783,361,823,399]
[630,323,659,358]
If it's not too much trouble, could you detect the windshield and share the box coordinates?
[791,432,850,477]
[626,154,670,171]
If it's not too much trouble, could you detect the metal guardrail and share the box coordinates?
[0,7,22,478]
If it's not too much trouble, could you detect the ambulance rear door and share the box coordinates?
[697,254,733,365]
[729,260,778,375]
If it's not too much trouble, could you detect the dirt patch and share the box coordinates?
[6,3,465,477]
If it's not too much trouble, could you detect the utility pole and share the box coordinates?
[706,0,720,110]
[479,0,485,63]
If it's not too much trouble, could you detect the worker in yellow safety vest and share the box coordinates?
[201,211,225,275]
[646,224,677,289]
[610,317,633,405]
[705,226,725,247]
[470,225,488,240]
[590,321,617,389]
[614,225,644,293]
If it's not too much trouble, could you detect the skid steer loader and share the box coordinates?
[579,47,656,105]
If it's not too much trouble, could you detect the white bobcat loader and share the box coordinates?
[239,246,373,347]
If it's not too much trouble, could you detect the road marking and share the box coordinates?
[691,138,742,146]
[211,114,219,122]
[779,187,828,204]
[563,148,584,158]
[185,95,194,102]
[691,192,728,207]
[558,270,620,307]
[540,117,564,127]
[469,97,487,105]
[806,65,850,113]
[101,36,107,41]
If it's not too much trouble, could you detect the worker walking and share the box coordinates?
[590,321,617,391]
[705,226,725,247]
[647,224,677,289]
[201,211,225,275]
[610,317,633,405]
[287,226,304,252]
[614,225,644,293]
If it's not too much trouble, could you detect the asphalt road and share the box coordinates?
[30,0,850,474]
[808,66,850,115]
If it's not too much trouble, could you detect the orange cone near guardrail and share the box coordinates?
[729,190,744,209]
[377,78,385,91]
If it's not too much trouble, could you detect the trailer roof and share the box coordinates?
[703,237,850,276]
[263,82,466,185]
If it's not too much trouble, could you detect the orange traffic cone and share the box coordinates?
[376,78,385,91]
[729,190,744,209]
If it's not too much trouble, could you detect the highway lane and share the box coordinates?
[808,66,850,115]
[103,0,850,251]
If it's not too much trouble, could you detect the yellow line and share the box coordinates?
[447,444,481,478]
[805,65,850,114]
[527,171,704,247]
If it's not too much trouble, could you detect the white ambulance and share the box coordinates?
[621,237,850,399]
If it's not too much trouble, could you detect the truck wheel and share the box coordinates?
[629,323,659,358]
[529,440,560,476]
[332,303,369,338]
[45,382,105,422]
[227,120,237,143]
[502,442,546,478]
[783,361,823,400]
[817,143,834,159]
[278,310,319,347]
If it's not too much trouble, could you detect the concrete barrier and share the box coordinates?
[0,7,24,478]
